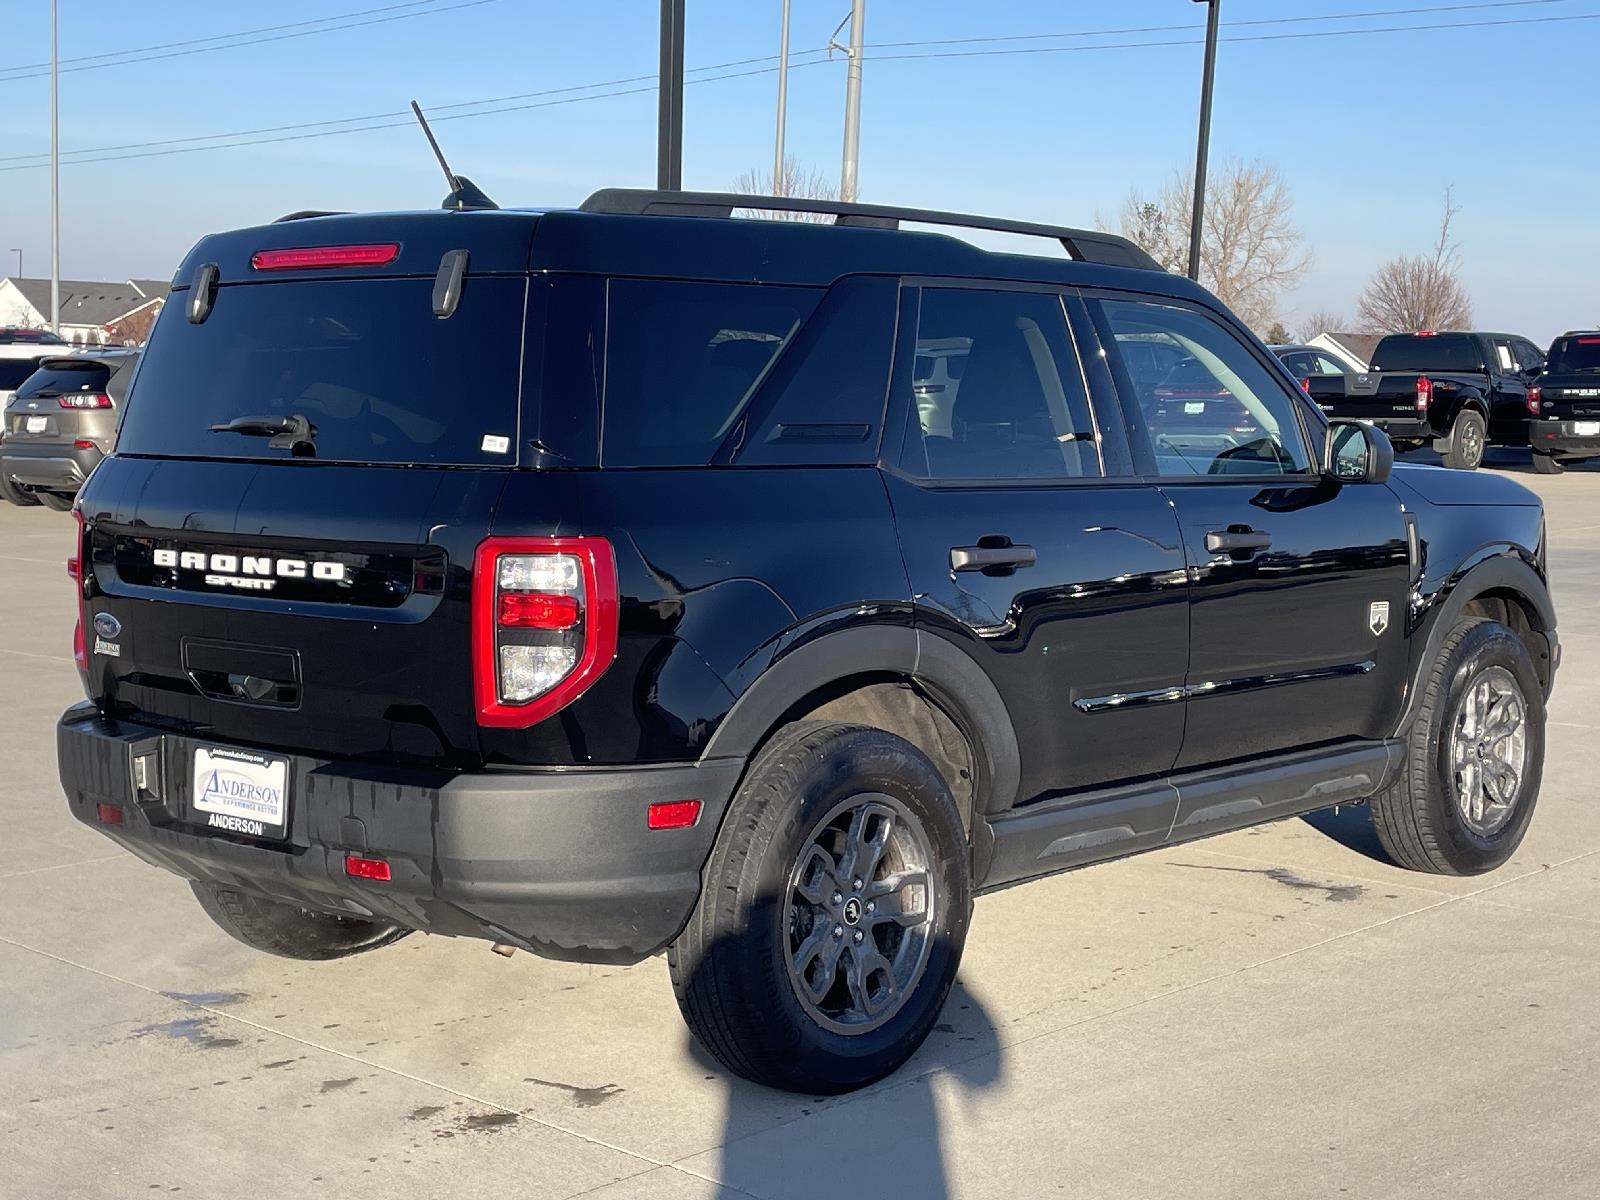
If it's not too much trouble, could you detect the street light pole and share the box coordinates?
[1187,0,1220,282]
[657,0,685,190]
[773,0,791,194]
[50,0,60,331]
[839,0,865,202]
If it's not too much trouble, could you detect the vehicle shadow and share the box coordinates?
[1300,802,1393,865]
[682,937,1003,1199]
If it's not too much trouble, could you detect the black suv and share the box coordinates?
[58,191,1558,1093]
[1528,330,1600,473]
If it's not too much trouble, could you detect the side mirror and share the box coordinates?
[1325,420,1393,484]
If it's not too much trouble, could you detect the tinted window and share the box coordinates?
[1277,351,1314,378]
[902,288,1100,480]
[118,278,527,464]
[1514,340,1545,372]
[1098,297,1314,478]
[0,358,44,390]
[1547,336,1600,374]
[1370,334,1484,373]
[1311,353,1348,375]
[15,359,113,398]
[602,280,818,467]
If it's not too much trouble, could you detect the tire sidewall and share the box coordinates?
[737,726,970,1089]
[1425,623,1544,871]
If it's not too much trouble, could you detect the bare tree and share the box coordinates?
[1297,308,1350,342]
[1109,158,1311,334]
[1356,189,1473,333]
[733,158,838,223]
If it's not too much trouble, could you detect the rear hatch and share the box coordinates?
[75,213,551,768]
[4,356,119,447]
[1537,334,1600,423]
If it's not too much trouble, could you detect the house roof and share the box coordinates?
[1313,331,1384,368]
[3,277,170,328]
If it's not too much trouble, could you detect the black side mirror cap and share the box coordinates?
[1325,420,1393,485]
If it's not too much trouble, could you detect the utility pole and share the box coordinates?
[838,0,865,202]
[1186,0,1220,282]
[50,0,60,332]
[657,0,685,190]
[773,0,790,194]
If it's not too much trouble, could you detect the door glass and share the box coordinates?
[902,288,1100,480]
[1097,297,1316,478]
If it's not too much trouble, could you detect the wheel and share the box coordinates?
[668,721,971,1093]
[1436,409,1486,470]
[0,472,40,506]
[36,491,75,511]
[1370,618,1544,875]
[1531,450,1566,475]
[190,881,412,960]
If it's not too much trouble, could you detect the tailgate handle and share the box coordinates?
[182,639,301,708]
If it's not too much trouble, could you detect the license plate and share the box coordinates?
[1183,402,1206,414]
[191,746,289,837]
[1575,421,1599,436]
[25,416,46,433]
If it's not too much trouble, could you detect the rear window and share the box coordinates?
[1370,334,1484,373]
[15,360,113,398]
[601,279,818,466]
[117,278,526,464]
[1547,336,1600,374]
[0,358,45,390]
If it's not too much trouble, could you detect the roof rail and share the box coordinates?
[578,189,1164,273]
[274,210,347,223]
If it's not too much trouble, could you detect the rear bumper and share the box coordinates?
[1366,417,1433,441]
[57,706,744,964]
[0,441,101,491]
[1530,419,1600,457]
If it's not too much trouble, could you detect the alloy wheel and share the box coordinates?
[1449,664,1527,836]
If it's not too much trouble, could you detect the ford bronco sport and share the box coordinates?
[58,190,1558,1093]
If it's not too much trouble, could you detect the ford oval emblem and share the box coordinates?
[92,612,122,639]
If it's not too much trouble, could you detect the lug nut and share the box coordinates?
[852,878,863,891]
[833,925,844,938]
[866,901,876,914]
[853,930,864,944]
[831,891,842,905]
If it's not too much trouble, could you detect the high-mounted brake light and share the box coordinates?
[250,243,400,271]
[1579,337,1600,345]
[472,536,619,728]
[57,392,112,410]
[1527,386,1542,417]
[1416,330,1437,337]
[1415,376,1433,412]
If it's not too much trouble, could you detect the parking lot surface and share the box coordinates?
[4,452,1598,1199]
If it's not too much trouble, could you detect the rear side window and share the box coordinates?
[117,278,527,464]
[601,280,818,467]
[15,360,113,398]
[1370,334,1484,373]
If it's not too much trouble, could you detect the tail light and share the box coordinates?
[57,392,112,410]
[1527,386,1542,417]
[472,536,618,727]
[1299,377,1312,393]
[1415,376,1432,412]
[69,509,87,673]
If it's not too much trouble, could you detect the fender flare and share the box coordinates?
[701,625,1023,815]
[1397,551,1556,734]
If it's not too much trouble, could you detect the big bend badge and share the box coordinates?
[1368,601,1391,636]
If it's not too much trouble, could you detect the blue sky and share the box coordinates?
[1,0,1595,342]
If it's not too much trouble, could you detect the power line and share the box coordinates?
[0,0,504,82]
[1,6,1592,174]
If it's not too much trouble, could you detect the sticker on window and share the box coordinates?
[481,434,510,454]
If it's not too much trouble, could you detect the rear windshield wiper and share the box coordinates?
[208,413,317,456]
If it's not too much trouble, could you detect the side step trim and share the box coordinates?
[977,739,1404,890]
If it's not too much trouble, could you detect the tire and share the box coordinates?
[1370,618,1544,875]
[1436,409,1486,470]
[0,472,40,506]
[1531,450,1566,475]
[668,722,971,1093]
[190,881,412,960]
[36,491,75,512]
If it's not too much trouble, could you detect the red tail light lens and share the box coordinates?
[250,243,400,271]
[1299,377,1312,393]
[1527,386,1542,417]
[1415,376,1433,412]
[70,509,87,671]
[57,392,112,410]
[472,536,619,728]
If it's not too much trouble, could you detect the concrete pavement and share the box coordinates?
[3,453,1597,1198]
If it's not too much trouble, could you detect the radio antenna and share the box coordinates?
[409,100,498,211]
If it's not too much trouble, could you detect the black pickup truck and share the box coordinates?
[1307,331,1546,469]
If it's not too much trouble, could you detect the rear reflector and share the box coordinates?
[96,803,123,826]
[73,439,95,451]
[647,800,703,830]
[251,243,400,271]
[344,854,392,882]
[497,592,581,630]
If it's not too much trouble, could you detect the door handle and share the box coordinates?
[1204,528,1273,555]
[950,543,1037,573]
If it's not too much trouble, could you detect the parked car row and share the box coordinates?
[1267,330,1600,474]
[0,338,139,509]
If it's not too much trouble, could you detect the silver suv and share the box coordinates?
[0,351,139,510]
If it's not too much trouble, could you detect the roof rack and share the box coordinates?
[578,189,1164,273]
